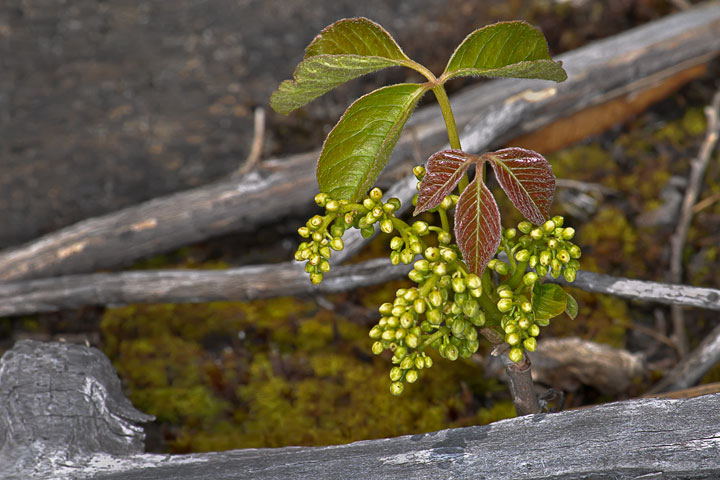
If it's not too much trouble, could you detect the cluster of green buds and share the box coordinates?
[369,241,488,395]
[496,216,582,283]
[294,188,402,284]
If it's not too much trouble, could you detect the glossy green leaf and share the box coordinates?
[565,292,578,320]
[317,83,427,201]
[454,175,502,276]
[414,149,477,215]
[485,147,555,225]
[271,18,411,115]
[443,21,566,82]
[533,283,567,321]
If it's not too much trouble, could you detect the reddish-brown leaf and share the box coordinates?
[485,147,555,225]
[454,175,502,276]
[414,149,477,215]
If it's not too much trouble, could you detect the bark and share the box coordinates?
[0,3,719,282]
[3,339,720,479]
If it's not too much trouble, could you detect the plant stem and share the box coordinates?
[501,350,541,415]
[431,85,462,150]
[508,261,528,290]
[419,326,449,350]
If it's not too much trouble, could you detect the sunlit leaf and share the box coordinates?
[305,18,409,60]
[271,18,411,115]
[317,83,427,201]
[443,21,566,82]
[565,292,578,320]
[485,147,555,225]
[414,149,478,215]
[454,175,501,276]
[533,283,567,321]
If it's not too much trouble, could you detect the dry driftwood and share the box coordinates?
[486,337,646,396]
[0,3,719,282]
[3,339,720,480]
[0,258,719,317]
[0,340,153,479]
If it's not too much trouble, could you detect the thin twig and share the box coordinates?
[668,89,720,357]
[555,178,619,196]
[692,191,720,214]
[235,106,266,177]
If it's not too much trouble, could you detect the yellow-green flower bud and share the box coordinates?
[462,300,478,319]
[390,367,403,382]
[437,230,452,244]
[380,219,393,234]
[528,324,540,336]
[539,250,552,266]
[427,308,442,325]
[445,344,459,361]
[400,356,414,370]
[523,272,538,286]
[413,298,426,315]
[405,369,419,383]
[319,246,331,259]
[372,206,384,219]
[433,262,447,276]
[400,312,414,329]
[325,200,340,212]
[314,193,329,207]
[369,187,383,201]
[509,347,524,363]
[413,165,426,180]
[497,298,514,312]
[466,274,481,290]
[563,267,577,283]
[440,248,457,263]
[362,198,375,210]
[515,249,531,262]
[408,269,424,283]
[414,259,430,272]
[424,247,440,261]
[390,381,404,396]
[451,318,465,337]
[406,334,419,349]
[518,317,531,331]
[382,330,395,341]
[298,226,311,238]
[309,215,323,228]
[469,310,486,327]
[530,228,544,240]
[504,322,518,334]
[451,277,466,293]
[344,212,354,225]
[415,356,425,370]
[506,332,521,346]
[319,260,331,273]
[518,221,532,234]
[529,255,538,268]
[412,221,429,236]
[372,341,384,355]
[294,250,304,262]
[523,337,537,352]
[361,226,375,238]
[543,220,556,232]
[428,290,443,308]
[520,301,533,314]
[497,285,513,298]
[410,242,423,255]
[552,215,564,227]
[470,288,482,298]
[310,273,323,285]
[547,238,559,250]
[562,227,575,240]
[390,236,404,251]
[464,324,478,341]
[369,326,382,339]
[330,237,344,251]
[390,251,401,265]
[569,245,582,259]
[557,250,570,263]
[504,228,517,240]
[400,250,415,264]
[439,196,453,210]
[495,262,510,275]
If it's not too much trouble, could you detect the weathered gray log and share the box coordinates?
[4,340,720,479]
[0,340,154,479]
[0,257,719,317]
[1,3,719,282]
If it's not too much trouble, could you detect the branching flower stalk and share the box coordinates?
[272,18,581,411]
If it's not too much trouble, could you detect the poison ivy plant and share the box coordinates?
[272,18,580,398]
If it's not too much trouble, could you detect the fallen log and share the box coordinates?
[1,3,719,282]
[0,259,718,317]
[2,339,720,480]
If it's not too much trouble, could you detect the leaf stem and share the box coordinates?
[438,208,450,233]
[419,326,449,350]
[431,85,462,150]
[508,261,528,290]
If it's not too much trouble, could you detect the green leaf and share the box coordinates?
[565,292,578,320]
[317,83,427,201]
[533,283,567,321]
[443,21,566,82]
[270,18,411,115]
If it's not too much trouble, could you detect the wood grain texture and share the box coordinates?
[0,3,718,282]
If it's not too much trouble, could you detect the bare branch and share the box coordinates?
[668,89,720,356]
